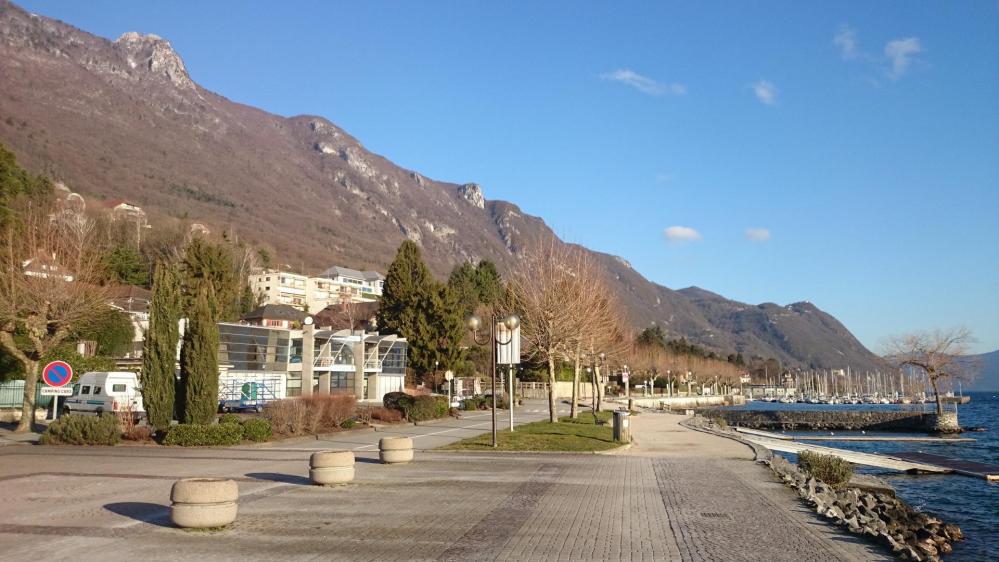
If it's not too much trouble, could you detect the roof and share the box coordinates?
[242,304,307,322]
[318,265,384,282]
[107,285,152,314]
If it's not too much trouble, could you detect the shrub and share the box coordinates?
[405,395,449,422]
[369,406,403,423]
[41,414,121,446]
[265,394,357,436]
[123,425,154,442]
[798,451,854,489]
[219,413,242,425]
[383,391,410,411]
[241,418,272,442]
[164,423,244,446]
[461,397,485,411]
[341,419,355,430]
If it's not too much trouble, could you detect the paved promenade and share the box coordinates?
[0,403,890,561]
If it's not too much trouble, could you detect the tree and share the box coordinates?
[377,240,436,348]
[0,144,52,225]
[885,327,977,416]
[475,260,504,306]
[104,243,149,287]
[182,237,239,321]
[510,240,615,423]
[142,261,182,431]
[447,262,480,320]
[0,205,110,431]
[179,284,220,424]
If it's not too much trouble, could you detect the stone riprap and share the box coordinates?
[703,409,939,432]
[768,455,963,561]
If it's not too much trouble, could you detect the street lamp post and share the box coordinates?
[467,312,520,448]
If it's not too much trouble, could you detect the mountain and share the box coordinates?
[0,1,887,373]
[966,350,999,391]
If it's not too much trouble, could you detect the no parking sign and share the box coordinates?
[42,360,73,387]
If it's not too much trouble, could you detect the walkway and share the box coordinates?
[0,403,890,561]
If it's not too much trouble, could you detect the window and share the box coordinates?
[112,384,126,392]
[81,385,91,394]
[92,386,102,395]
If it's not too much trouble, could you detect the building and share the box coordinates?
[248,265,385,312]
[107,285,152,359]
[241,304,307,329]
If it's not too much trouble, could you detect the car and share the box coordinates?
[62,371,145,422]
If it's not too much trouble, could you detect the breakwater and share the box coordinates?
[702,409,946,432]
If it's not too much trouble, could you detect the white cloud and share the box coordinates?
[834,25,858,59]
[600,69,686,96]
[885,37,922,78]
[664,226,701,243]
[745,227,772,242]
[752,80,778,105]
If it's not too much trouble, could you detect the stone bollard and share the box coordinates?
[310,450,355,485]
[379,436,414,464]
[170,478,238,529]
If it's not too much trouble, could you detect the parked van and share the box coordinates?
[63,372,145,422]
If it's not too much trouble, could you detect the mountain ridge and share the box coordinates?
[0,0,887,372]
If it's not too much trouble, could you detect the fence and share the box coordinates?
[0,380,54,409]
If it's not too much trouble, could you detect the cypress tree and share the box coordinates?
[141,261,181,431]
[180,284,220,424]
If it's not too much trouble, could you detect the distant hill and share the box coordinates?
[967,350,999,391]
[0,0,888,373]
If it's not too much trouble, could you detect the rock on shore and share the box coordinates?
[768,456,963,561]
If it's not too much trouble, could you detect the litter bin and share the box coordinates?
[612,409,631,443]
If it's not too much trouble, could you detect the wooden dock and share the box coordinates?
[893,452,999,481]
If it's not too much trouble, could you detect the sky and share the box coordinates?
[19,1,999,354]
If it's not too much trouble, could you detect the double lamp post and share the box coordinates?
[466,312,520,448]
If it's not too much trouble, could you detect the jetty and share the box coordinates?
[734,427,975,443]
[893,452,999,481]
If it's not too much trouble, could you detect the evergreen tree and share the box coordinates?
[141,262,181,431]
[179,284,220,424]
[474,260,504,305]
[104,244,150,287]
[182,238,239,321]
[447,262,480,319]
[378,240,435,338]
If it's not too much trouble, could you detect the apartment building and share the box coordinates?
[248,266,385,312]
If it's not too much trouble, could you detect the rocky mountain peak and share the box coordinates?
[113,31,193,89]
[457,183,485,209]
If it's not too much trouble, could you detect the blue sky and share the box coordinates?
[21,1,999,353]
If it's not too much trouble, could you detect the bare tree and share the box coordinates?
[511,240,595,423]
[0,204,111,431]
[885,327,977,416]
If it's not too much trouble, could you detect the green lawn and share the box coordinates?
[439,410,619,452]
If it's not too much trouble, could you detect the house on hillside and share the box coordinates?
[105,200,147,224]
[248,265,385,312]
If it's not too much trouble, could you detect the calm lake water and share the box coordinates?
[724,392,998,561]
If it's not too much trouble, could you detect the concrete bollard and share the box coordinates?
[310,450,355,485]
[170,478,238,529]
[379,436,414,464]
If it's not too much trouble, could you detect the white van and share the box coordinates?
[63,372,145,422]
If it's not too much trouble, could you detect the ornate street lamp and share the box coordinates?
[467,312,520,447]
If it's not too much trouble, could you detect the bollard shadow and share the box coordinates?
[245,472,312,485]
[354,456,381,465]
[104,502,173,528]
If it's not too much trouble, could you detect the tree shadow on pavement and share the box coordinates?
[104,502,173,527]
[246,472,312,485]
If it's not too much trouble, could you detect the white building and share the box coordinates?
[249,266,384,312]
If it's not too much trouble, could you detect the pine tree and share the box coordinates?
[378,240,435,338]
[447,262,480,319]
[182,238,239,321]
[474,260,504,306]
[141,262,182,431]
[179,284,220,424]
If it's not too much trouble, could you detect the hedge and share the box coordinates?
[219,413,242,425]
[405,395,448,422]
[241,418,272,442]
[164,423,244,446]
[798,451,854,489]
[41,414,121,446]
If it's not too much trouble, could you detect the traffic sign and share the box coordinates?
[444,370,454,381]
[42,361,73,387]
[40,387,73,396]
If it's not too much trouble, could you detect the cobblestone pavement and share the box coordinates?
[0,404,891,561]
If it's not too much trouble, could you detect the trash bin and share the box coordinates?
[612,409,631,443]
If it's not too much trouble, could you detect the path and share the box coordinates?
[0,403,891,561]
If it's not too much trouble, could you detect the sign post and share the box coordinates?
[444,370,454,408]
[41,360,73,421]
